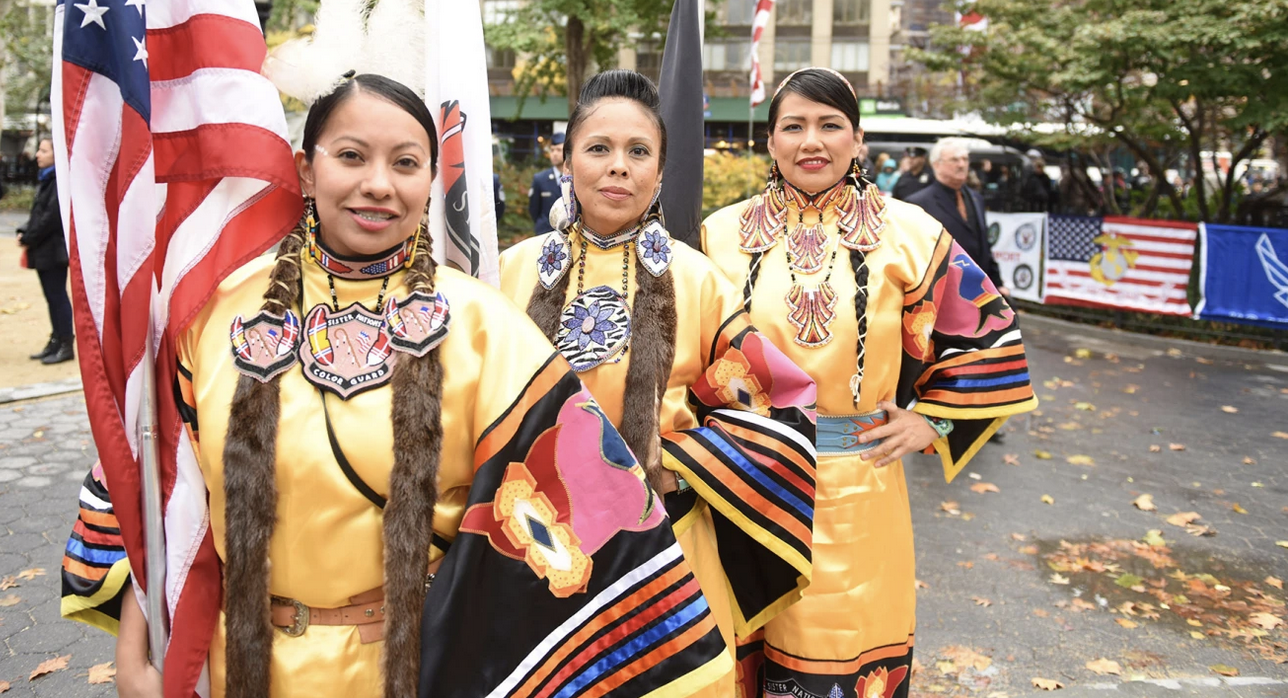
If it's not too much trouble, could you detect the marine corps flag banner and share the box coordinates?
[425,0,501,285]
[1044,216,1196,315]
[1195,223,1288,328]
[985,212,1045,303]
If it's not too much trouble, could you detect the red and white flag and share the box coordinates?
[749,0,775,107]
[53,0,301,691]
[1044,216,1196,315]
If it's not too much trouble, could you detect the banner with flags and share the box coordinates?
[749,0,774,107]
[1195,223,1288,328]
[985,212,1045,302]
[53,0,302,692]
[1043,215,1196,315]
[658,0,703,246]
[424,0,500,285]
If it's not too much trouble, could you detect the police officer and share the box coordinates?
[528,131,565,234]
[892,145,935,201]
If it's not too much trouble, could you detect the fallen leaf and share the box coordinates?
[1143,529,1167,546]
[1066,454,1095,466]
[1190,630,1204,639]
[0,595,20,607]
[1132,494,1156,511]
[1168,443,1186,451]
[0,679,8,693]
[1273,431,1288,439]
[1232,503,1248,515]
[958,561,975,569]
[1074,348,1092,359]
[1196,356,1214,365]
[1249,612,1284,631]
[1057,421,1082,431]
[1115,618,1138,629]
[1166,511,1202,527]
[970,482,1000,494]
[1074,401,1096,411]
[1050,573,1070,585]
[1086,658,1121,675]
[87,662,116,684]
[1034,449,1053,460]
[1019,544,1039,555]
[1115,573,1144,589]
[1210,664,1239,677]
[1220,405,1239,413]
[983,553,1000,562]
[961,512,975,521]
[968,472,982,480]
[972,596,993,607]
[916,579,930,589]
[1149,444,1161,453]
[29,655,71,680]
[1004,453,1021,466]
[0,576,16,591]
[941,646,993,671]
[941,500,961,515]
[1033,608,1050,617]
[1279,541,1288,549]
[16,568,45,581]
[936,660,957,676]
[1266,576,1284,590]
[1031,677,1064,690]
[1243,457,1257,465]
[1187,619,1203,627]
[1041,494,1055,505]
[1011,533,1028,541]
[1070,598,1097,612]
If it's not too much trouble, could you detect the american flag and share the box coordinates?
[1044,215,1196,315]
[749,0,774,107]
[53,0,301,692]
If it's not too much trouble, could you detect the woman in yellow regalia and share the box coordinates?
[62,73,731,698]
[701,68,1038,698]
[500,70,820,698]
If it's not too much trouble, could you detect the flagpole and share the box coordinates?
[138,339,168,673]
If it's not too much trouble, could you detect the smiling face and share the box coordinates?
[767,92,862,195]
[566,98,663,237]
[295,90,435,257]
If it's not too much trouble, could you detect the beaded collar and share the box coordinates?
[537,220,674,290]
[737,178,886,254]
[307,235,413,280]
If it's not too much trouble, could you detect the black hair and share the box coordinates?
[766,69,861,135]
[302,73,439,174]
[563,69,668,171]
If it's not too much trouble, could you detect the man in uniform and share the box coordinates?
[528,131,565,234]
[892,145,935,200]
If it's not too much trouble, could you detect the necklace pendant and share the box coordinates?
[787,222,829,274]
[556,285,632,372]
[299,302,396,399]
[785,281,838,347]
[230,309,301,382]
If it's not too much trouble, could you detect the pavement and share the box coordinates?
[0,313,1284,696]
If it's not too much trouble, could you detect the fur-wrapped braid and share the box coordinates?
[382,230,444,696]
[620,252,676,491]
[222,227,306,698]
[525,253,572,341]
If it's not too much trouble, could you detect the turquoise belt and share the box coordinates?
[817,411,888,455]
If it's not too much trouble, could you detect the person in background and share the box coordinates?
[527,131,565,234]
[858,141,875,178]
[1020,149,1057,212]
[492,171,506,220]
[875,157,901,194]
[17,138,75,365]
[892,145,934,200]
[906,137,1007,294]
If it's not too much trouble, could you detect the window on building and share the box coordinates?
[636,42,664,79]
[774,39,811,71]
[775,0,811,26]
[486,46,516,70]
[703,40,751,71]
[830,39,870,72]
[482,0,520,24]
[833,0,870,25]
[719,0,756,24]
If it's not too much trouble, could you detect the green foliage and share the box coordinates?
[0,183,35,212]
[495,158,548,250]
[265,0,321,33]
[1,0,55,114]
[702,152,770,218]
[913,0,1288,222]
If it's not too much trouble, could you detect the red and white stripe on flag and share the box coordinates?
[749,0,775,107]
[52,0,301,692]
[1045,216,1197,316]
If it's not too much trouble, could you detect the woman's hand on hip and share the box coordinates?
[857,400,939,468]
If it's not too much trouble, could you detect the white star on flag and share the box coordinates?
[74,0,109,29]
[131,36,147,65]
[124,0,144,15]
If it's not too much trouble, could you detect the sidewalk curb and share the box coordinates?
[1019,312,1288,367]
[0,378,83,405]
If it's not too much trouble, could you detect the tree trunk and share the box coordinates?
[565,16,586,115]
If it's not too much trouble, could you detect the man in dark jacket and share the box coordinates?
[17,139,74,364]
[906,137,1007,294]
[527,131,565,234]
[892,146,935,200]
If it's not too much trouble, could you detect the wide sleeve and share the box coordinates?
[419,352,732,698]
[897,230,1039,482]
[60,461,131,635]
[660,263,819,638]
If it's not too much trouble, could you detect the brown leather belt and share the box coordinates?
[271,587,385,644]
